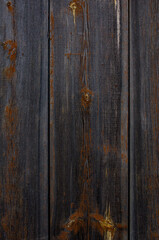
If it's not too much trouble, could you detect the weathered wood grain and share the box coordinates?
[50,0,128,239]
[130,0,159,239]
[0,0,48,239]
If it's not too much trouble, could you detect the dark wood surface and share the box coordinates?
[130,0,159,239]
[0,0,159,239]
[50,0,128,239]
[0,0,48,239]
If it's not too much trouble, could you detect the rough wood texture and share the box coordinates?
[50,0,128,239]
[0,0,48,239]
[130,0,159,239]
[2,0,159,239]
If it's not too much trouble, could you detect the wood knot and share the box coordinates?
[69,1,83,24]
[7,1,11,7]
[81,87,93,110]
[70,2,77,11]
[7,1,14,14]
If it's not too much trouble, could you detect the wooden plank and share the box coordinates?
[0,0,48,239]
[130,0,159,239]
[50,0,128,239]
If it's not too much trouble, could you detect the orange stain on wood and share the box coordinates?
[90,212,116,233]
[4,65,16,79]
[150,232,159,239]
[65,52,81,59]
[7,1,14,15]
[81,87,93,110]
[4,102,18,142]
[121,153,128,164]
[3,40,17,79]
[69,0,83,24]
[1,101,28,239]
[103,143,118,156]
[116,223,128,229]
[3,0,17,79]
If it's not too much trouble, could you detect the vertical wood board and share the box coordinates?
[0,0,48,239]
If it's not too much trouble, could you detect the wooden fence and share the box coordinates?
[0,0,158,239]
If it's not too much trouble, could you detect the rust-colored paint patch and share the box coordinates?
[3,40,17,79]
[150,231,159,239]
[7,1,14,15]
[58,209,116,240]
[4,102,18,142]
[116,223,128,230]
[81,86,93,110]
[3,40,17,61]
[4,65,16,80]
[91,212,116,237]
